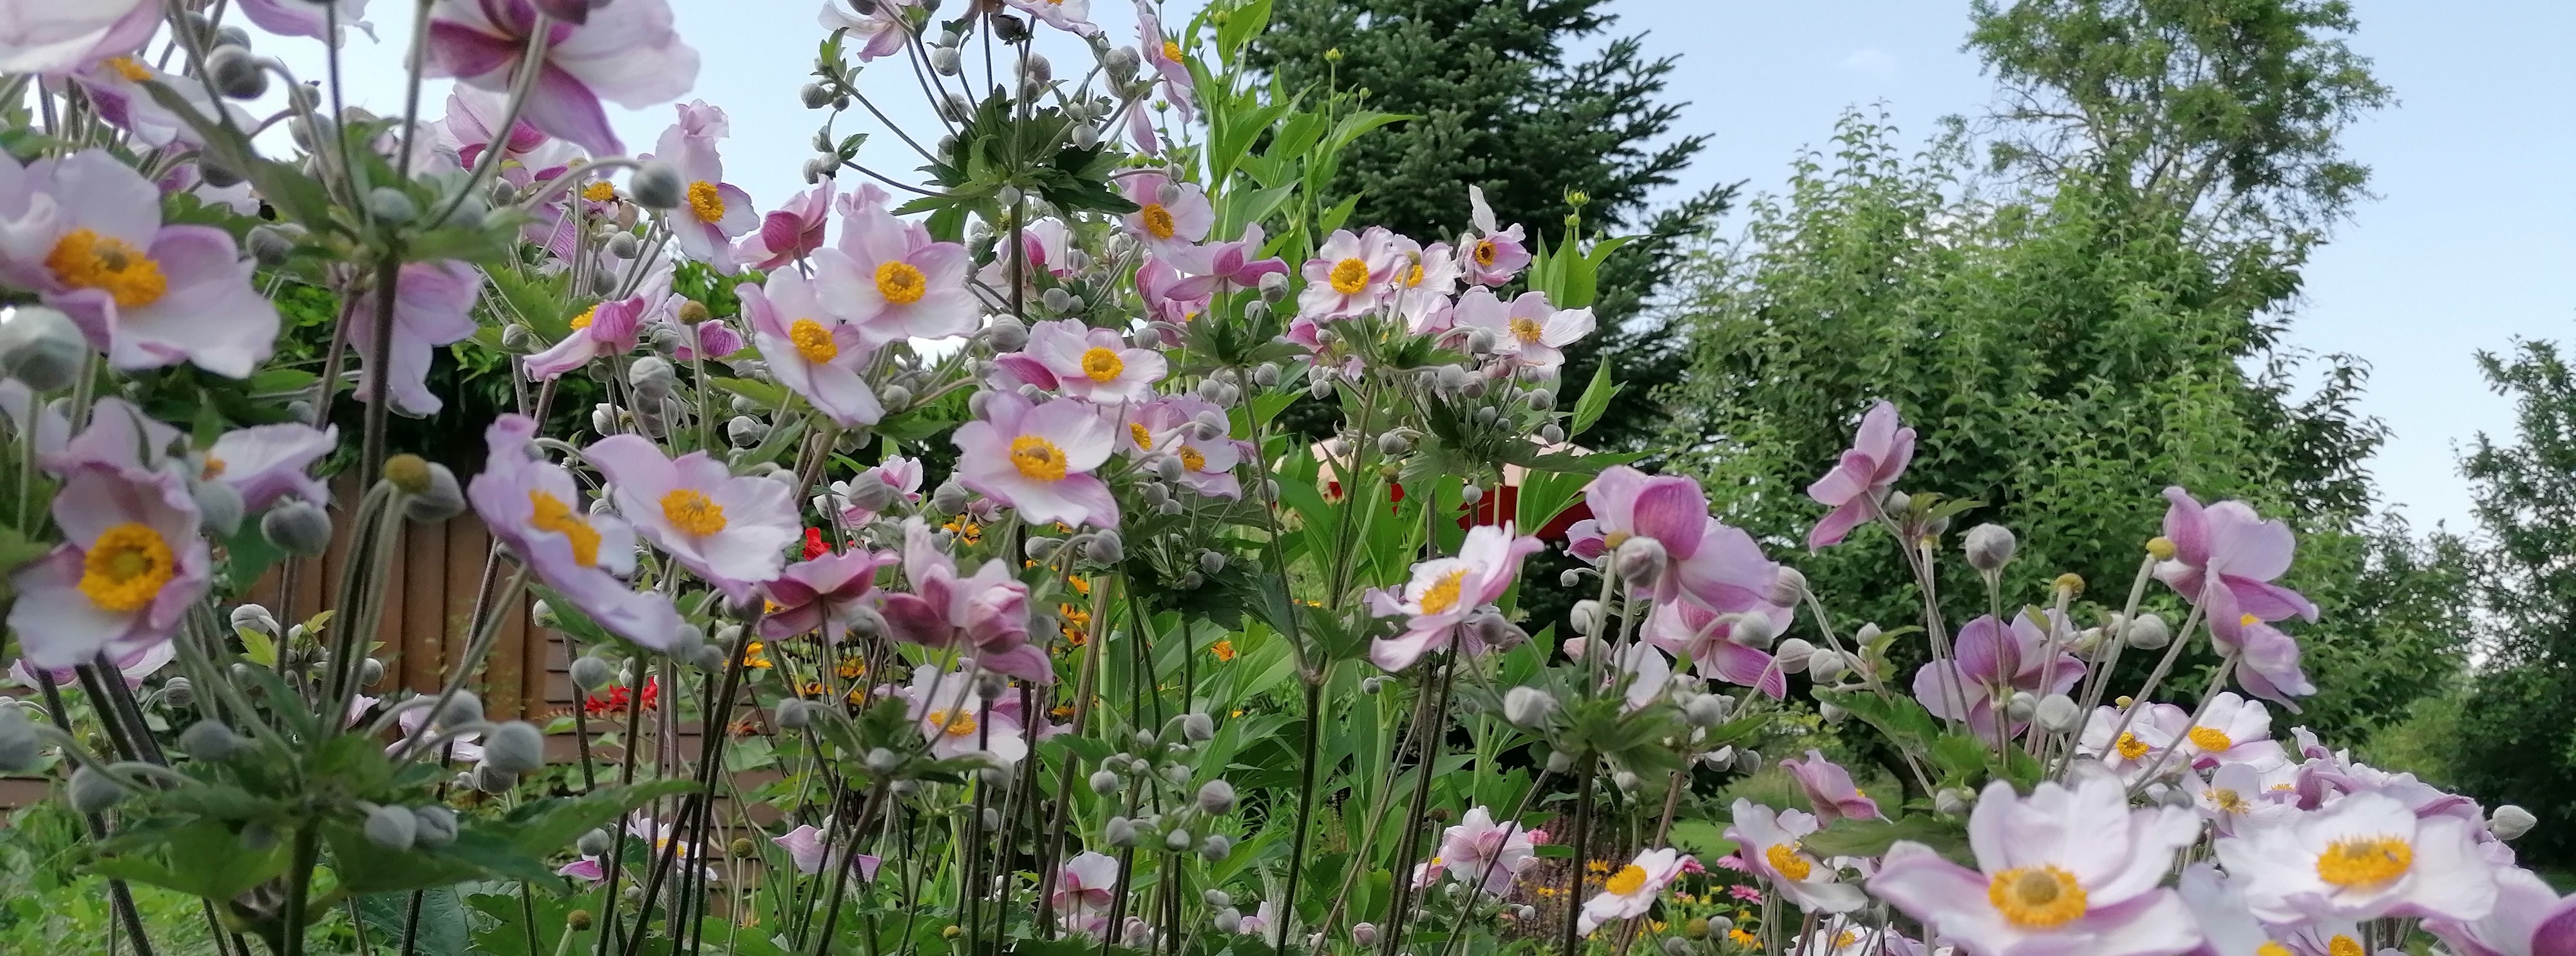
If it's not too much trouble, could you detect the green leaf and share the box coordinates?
[1566,361,1618,439]
[360,889,469,956]
[1799,814,1972,865]
[0,525,53,578]
[85,819,291,901]
[1215,0,1274,63]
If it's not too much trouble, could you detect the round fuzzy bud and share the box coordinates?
[161,676,196,707]
[1570,600,1603,636]
[1683,694,1732,728]
[474,763,518,793]
[2125,613,2172,650]
[577,828,614,857]
[1090,769,1122,794]
[180,719,242,761]
[1360,676,1384,695]
[1105,816,1139,847]
[1253,363,1281,388]
[1495,683,1558,727]
[1164,828,1194,852]
[404,463,466,522]
[727,416,769,447]
[1613,535,1667,588]
[1351,923,1379,946]
[630,162,686,210]
[413,806,459,847]
[864,747,901,773]
[1934,787,1972,815]
[1728,612,1779,649]
[1084,530,1125,564]
[1662,937,1692,956]
[207,45,268,99]
[366,187,417,224]
[0,708,41,772]
[245,224,297,268]
[1212,910,1242,934]
[1198,834,1231,860]
[1258,271,1289,302]
[436,691,484,730]
[986,315,1028,350]
[2005,691,2038,722]
[2490,805,2537,841]
[192,478,244,536]
[931,480,969,513]
[1197,550,1227,575]
[1180,712,1215,741]
[262,501,333,556]
[1806,647,1849,682]
[1544,750,1574,772]
[365,803,419,850]
[1559,569,1584,588]
[1964,523,2018,573]
[799,82,834,109]
[570,655,614,691]
[2034,694,2081,732]
[68,765,125,814]
[1459,483,1484,505]
[775,699,813,730]
[483,721,545,773]
[1772,638,1815,672]
[0,305,88,392]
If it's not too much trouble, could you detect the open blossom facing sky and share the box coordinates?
[424,0,700,157]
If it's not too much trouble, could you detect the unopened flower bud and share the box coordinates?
[1258,271,1289,302]
[231,604,279,636]
[1197,779,1236,814]
[1559,568,1584,588]
[482,720,545,773]
[193,478,243,536]
[207,45,268,99]
[1090,769,1122,794]
[181,719,242,761]
[1683,694,1732,728]
[1964,522,2017,573]
[570,655,614,691]
[2035,693,2081,732]
[262,501,333,556]
[1662,937,1692,956]
[1570,599,1603,636]
[1165,828,1195,852]
[436,691,484,729]
[1614,535,1667,586]
[1545,750,1573,772]
[931,480,969,513]
[1934,787,1971,815]
[1106,816,1138,846]
[68,765,125,814]
[162,676,196,707]
[1361,676,1385,695]
[366,187,417,224]
[1085,530,1125,564]
[630,162,685,210]
[2125,613,2172,650]
[413,806,459,847]
[1503,686,1557,727]
[365,803,419,850]
[1352,923,1379,946]
[1199,834,1231,859]
[1772,638,1815,672]
[1806,648,1848,681]
[1180,712,1215,741]
[404,463,466,522]
[1728,612,1779,649]
[2005,691,2038,722]
[986,316,1028,350]
[2490,805,2537,841]
[864,747,901,774]
[728,416,769,447]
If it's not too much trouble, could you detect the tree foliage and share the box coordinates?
[1250,0,1730,449]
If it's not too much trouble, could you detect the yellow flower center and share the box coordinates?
[875,260,927,305]
[1130,423,1153,449]
[77,522,176,613]
[2240,613,2261,628]
[1418,568,1469,616]
[1010,435,1068,482]
[582,181,618,202]
[925,709,978,737]
[1178,445,1206,472]
[2328,936,2363,956]
[1327,258,1370,294]
[571,305,598,330]
[2257,944,2294,956]
[1141,203,1176,240]
[1764,843,1812,882]
[659,488,727,536]
[1987,865,2086,928]
[200,457,227,479]
[528,490,602,568]
[1508,315,1544,344]
[1602,864,1648,896]
[686,180,726,224]
[2315,836,2413,888]
[2188,726,2233,752]
[105,56,152,82]
[1403,262,1424,288]
[46,228,166,309]
[1080,347,1125,383]
[2114,732,2150,761]
[1472,238,1498,267]
[1833,930,1859,949]
[1161,40,1183,62]
[789,318,838,364]
[2206,788,2249,814]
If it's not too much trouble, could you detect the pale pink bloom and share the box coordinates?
[39,397,175,476]
[1868,778,2201,956]
[817,0,913,61]
[1607,642,1672,712]
[73,55,254,149]
[2425,866,2576,956]
[1119,171,1213,258]
[643,100,755,272]
[2174,864,2286,956]
[1806,400,1914,550]
[1162,430,1245,500]
[772,825,882,881]
[743,267,886,428]
[1725,799,1868,915]
[234,0,373,41]
[978,216,1074,292]
[424,0,700,157]
[822,457,923,526]
[524,294,646,381]
[1460,186,1530,286]
[2155,487,2318,624]
[876,519,1046,683]
[1911,610,2084,740]
[2210,609,2318,708]
[2077,703,2187,783]
[1580,466,1783,610]
[1576,846,1694,935]
[1363,522,1542,672]
[1052,850,1121,917]
[1007,320,1168,404]
[558,857,605,882]
[1438,807,1538,895]
[8,640,171,691]
[676,318,743,361]
[1168,222,1290,296]
[0,149,279,376]
[820,195,978,342]
[1452,287,1590,372]
[393,705,484,762]
[626,817,721,881]
[587,434,800,604]
[1135,256,1208,325]
[433,86,571,176]
[0,0,156,75]
[2190,762,2302,836]
[759,549,893,643]
[1296,228,1399,320]
[1004,0,1098,35]
[1134,0,1195,117]
[902,663,1029,765]
[350,260,484,416]
[6,463,211,669]
[1236,901,1280,943]
[205,423,337,511]
[2215,790,2496,923]
[1781,750,1882,826]
[2175,692,2288,770]
[734,178,836,271]
[1384,236,1461,331]
[1643,599,1790,699]
[468,416,681,649]
[952,392,1119,530]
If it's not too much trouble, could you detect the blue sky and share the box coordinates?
[275,0,2575,533]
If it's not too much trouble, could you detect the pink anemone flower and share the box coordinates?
[234,0,374,41]
[2425,865,2576,956]
[1119,171,1213,258]
[6,463,211,669]
[1580,466,1783,611]
[1296,227,1399,320]
[0,0,157,75]
[524,294,647,380]
[1869,778,2201,956]
[820,196,978,342]
[0,149,279,376]
[350,260,485,416]
[1006,319,1168,405]
[1577,847,1695,935]
[205,423,337,511]
[952,392,1119,530]
[743,267,887,428]
[759,549,894,643]
[2214,790,2497,924]
[734,178,836,271]
[423,0,700,157]
[9,640,173,691]
[2154,487,2319,623]
[1780,750,1883,826]
[876,519,1047,683]
[1806,400,1915,550]
[1168,222,1289,296]
[1437,807,1538,895]
[586,434,800,604]
[1725,799,1867,915]
[2210,609,2318,708]
[1461,186,1530,286]
[1911,609,2085,740]
[902,663,1029,765]
[646,100,757,273]
[772,825,883,881]
[1003,0,1099,35]
[1452,287,1590,372]
[1363,522,1542,672]
[466,416,681,649]
[1643,599,1791,699]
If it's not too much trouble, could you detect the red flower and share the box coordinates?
[802,527,829,560]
